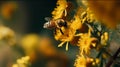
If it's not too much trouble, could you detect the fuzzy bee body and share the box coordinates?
[43,20,56,29]
[43,17,67,34]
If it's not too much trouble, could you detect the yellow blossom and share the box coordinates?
[74,56,87,67]
[76,29,97,55]
[75,56,99,67]
[55,15,82,50]
[52,0,68,19]
[70,15,82,30]
[55,27,76,51]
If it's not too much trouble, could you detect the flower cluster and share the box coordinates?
[44,0,111,67]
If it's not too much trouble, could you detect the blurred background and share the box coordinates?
[0,0,79,67]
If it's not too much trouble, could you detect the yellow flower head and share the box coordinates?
[74,56,87,67]
[75,56,100,67]
[52,0,68,19]
[70,15,82,30]
[55,27,76,51]
[76,29,97,55]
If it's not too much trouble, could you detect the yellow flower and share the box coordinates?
[52,0,68,19]
[70,15,82,30]
[55,14,83,51]
[76,29,97,55]
[55,27,76,51]
[74,56,99,67]
[54,8,84,51]
[74,56,87,67]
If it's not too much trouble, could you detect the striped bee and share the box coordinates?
[43,17,67,34]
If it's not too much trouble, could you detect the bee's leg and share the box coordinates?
[60,28,64,35]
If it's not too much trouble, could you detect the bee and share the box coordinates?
[43,17,67,34]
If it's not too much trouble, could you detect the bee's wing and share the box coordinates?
[44,17,52,21]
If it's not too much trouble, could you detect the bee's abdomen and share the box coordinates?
[43,21,56,29]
